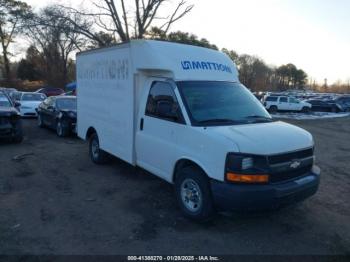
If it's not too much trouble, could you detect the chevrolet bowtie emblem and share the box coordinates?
[290,160,301,169]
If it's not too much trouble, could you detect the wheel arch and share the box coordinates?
[172,158,210,184]
[86,126,97,140]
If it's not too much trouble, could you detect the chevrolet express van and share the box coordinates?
[77,40,320,220]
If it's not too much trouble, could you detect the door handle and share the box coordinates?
[140,118,144,131]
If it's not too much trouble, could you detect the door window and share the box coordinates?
[279,97,288,103]
[145,82,184,123]
[289,97,299,103]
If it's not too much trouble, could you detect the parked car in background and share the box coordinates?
[0,87,18,102]
[333,96,350,112]
[264,96,312,113]
[36,87,64,97]
[36,96,77,137]
[0,91,23,143]
[60,90,76,96]
[19,92,46,117]
[305,99,342,113]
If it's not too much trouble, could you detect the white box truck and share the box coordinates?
[77,40,320,220]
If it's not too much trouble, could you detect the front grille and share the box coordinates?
[269,164,313,183]
[268,148,313,165]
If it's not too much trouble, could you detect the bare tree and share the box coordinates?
[23,6,88,87]
[0,0,30,80]
[61,0,193,45]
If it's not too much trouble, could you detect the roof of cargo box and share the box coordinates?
[78,40,239,82]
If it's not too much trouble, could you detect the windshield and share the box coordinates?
[56,98,76,110]
[21,93,46,101]
[177,81,272,126]
[0,94,11,107]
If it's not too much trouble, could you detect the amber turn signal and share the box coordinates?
[226,172,269,183]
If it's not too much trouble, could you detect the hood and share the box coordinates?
[20,101,42,108]
[0,106,20,117]
[206,121,313,155]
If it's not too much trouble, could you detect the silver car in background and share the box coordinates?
[18,92,47,117]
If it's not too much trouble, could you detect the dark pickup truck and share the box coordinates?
[0,91,23,143]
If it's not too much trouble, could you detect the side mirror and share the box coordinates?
[156,100,178,120]
[14,101,21,107]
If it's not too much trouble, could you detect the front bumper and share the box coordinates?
[211,165,320,211]
[20,108,38,117]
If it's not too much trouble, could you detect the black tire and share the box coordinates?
[174,166,214,221]
[37,113,44,128]
[269,105,278,113]
[56,119,69,137]
[12,121,23,143]
[89,133,110,164]
[302,107,310,113]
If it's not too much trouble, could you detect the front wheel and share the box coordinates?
[175,166,214,221]
[89,133,110,164]
[37,114,44,128]
[56,120,69,137]
[12,121,23,143]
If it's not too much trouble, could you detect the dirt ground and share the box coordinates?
[0,117,349,255]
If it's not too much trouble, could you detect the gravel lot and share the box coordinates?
[0,118,349,255]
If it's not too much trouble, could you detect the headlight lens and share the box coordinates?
[225,153,269,183]
[68,111,76,118]
[241,157,253,170]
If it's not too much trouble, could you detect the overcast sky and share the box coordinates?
[24,0,350,84]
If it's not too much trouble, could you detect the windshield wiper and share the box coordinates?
[198,118,241,125]
[245,115,274,122]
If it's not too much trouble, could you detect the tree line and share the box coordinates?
[2,0,346,93]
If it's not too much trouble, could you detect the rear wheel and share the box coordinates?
[175,166,214,221]
[89,133,110,164]
[269,105,278,113]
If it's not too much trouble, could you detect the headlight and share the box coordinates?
[68,111,76,118]
[225,153,269,183]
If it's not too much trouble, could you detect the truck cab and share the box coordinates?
[77,40,320,220]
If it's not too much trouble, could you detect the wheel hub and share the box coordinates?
[181,179,202,212]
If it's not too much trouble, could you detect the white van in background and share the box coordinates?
[263,95,312,113]
[77,40,320,220]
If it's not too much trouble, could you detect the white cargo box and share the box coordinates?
[77,40,239,164]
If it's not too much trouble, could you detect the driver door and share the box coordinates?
[135,81,186,182]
